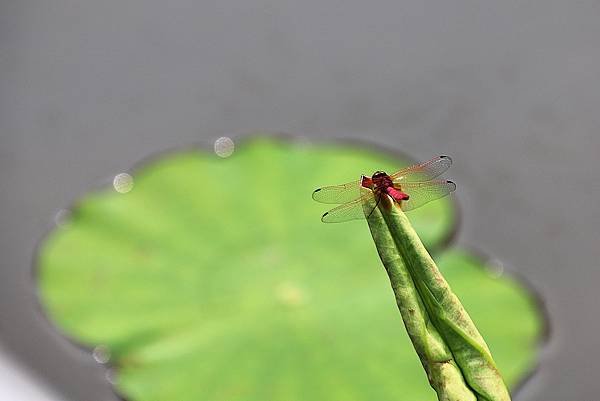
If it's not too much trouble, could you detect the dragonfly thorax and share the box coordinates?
[371,171,393,189]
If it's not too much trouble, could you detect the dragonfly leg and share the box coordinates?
[367,194,382,219]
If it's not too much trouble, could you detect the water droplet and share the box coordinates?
[214,137,235,158]
[93,345,111,364]
[113,173,134,193]
[487,258,505,278]
[54,209,71,227]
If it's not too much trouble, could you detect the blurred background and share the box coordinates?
[1,1,600,400]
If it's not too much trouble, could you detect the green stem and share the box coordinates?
[362,193,511,401]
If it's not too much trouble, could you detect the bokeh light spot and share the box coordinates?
[214,137,235,158]
[92,345,111,364]
[113,173,134,193]
[54,209,71,227]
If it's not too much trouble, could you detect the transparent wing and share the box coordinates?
[391,155,452,183]
[399,180,456,211]
[312,180,362,204]
[321,192,376,223]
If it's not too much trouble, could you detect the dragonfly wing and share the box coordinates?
[321,193,375,223]
[399,180,456,211]
[391,155,452,183]
[312,180,362,204]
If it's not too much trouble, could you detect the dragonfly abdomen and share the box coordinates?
[386,186,410,202]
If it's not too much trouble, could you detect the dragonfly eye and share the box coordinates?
[372,171,387,179]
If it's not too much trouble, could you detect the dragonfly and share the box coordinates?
[312,155,456,223]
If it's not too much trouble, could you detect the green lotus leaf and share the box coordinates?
[37,137,542,401]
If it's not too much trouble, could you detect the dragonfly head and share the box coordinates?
[372,171,388,179]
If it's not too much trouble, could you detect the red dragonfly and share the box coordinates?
[312,155,456,223]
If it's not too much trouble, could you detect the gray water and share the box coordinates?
[1,1,600,400]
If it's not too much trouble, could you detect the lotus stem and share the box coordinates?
[362,192,511,401]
